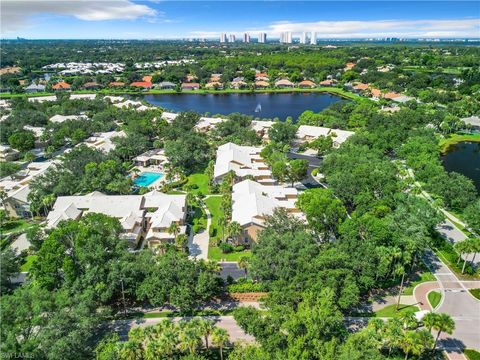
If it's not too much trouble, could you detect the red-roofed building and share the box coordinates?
[319,79,335,86]
[298,80,316,88]
[52,81,71,90]
[181,82,200,91]
[130,81,153,89]
[109,81,126,87]
[142,75,152,83]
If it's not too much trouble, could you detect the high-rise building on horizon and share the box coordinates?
[243,33,250,43]
[220,33,227,43]
[310,31,317,45]
[300,32,308,44]
[280,32,292,44]
[228,34,236,43]
[258,32,267,43]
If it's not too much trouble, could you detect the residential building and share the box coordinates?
[158,81,176,90]
[243,33,250,43]
[300,32,308,44]
[461,116,480,131]
[258,32,267,43]
[1,161,56,218]
[296,125,354,148]
[275,79,294,88]
[82,82,101,90]
[213,142,273,184]
[133,149,168,167]
[46,191,187,248]
[82,130,126,153]
[231,180,301,243]
[49,114,88,123]
[310,32,317,45]
[220,33,227,43]
[181,82,200,91]
[251,120,274,140]
[195,117,226,132]
[231,77,248,89]
[319,79,335,86]
[109,81,126,87]
[24,83,46,93]
[205,81,224,90]
[130,81,153,89]
[280,32,292,44]
[0,144,20,162]
[298,80,316,88]
[23,125,47,148]
[52,81,71,90]
[254,80,269,89]
[255,72,269,81]
[228,34,236,43]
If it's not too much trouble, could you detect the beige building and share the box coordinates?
[296,125,354,148]
[0,145,20,162]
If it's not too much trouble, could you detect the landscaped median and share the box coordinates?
[427,290,442,309]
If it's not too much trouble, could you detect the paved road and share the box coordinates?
[109,316,254,343]
[188,205,211,261]
[219,262,246,280]
[422,250,480,351]
[437,219,480,267]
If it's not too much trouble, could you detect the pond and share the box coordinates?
[143,92,343,120]
[442,141,480,192]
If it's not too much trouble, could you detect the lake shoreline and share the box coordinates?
[439,133,480,154]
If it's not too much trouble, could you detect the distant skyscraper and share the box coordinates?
[280,32,292,44]
[243,33,250,43]
[220,33,227,43]
[228,34,236,43]
[310,32,317,45]
[258,32,267,43]
[300,32,308,44]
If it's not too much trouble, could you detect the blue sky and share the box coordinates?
[1,1,479,39]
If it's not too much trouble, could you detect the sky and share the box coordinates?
[1,1,479,39]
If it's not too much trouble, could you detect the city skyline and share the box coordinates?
[1,1,479,39]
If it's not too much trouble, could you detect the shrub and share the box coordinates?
[219,242,234,254]
[234,245,245,252]
[227,279,267,293]
[311,168,319,176]
[209,226,217,238]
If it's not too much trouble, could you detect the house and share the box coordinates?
[112,99,154,111]
[82,82,101,90]
[181,82,200,91]
[210,74,222,82]
[0,144,20,162]
[251,120,274,140]
[130,81,153,89]
[255,73,269,81]
[461,116,480,131]
[298,80,316,88]
[205,81,224,90]
[231,80,248,89]
[370,88,382,98]
[195,117,226,132]
[344,62,356,71]
[46,191,187,248]
[82,130,126,153]
[231,180,302,243]
[185,74,197,82]
[133,149,168,167]
[254,80,269,89]
[213,142,273,185]
[1,161,56,218]
[142,75,153,83]
[52,81,71,90]
[296,125,354,148]
[109,81,126,87]
[392,95,415,103]
[383,91,401,100]
[319,79,335,86]
[25,83,46,93]
[23,126,47,148]
[161,112,178,123]
[158,81,176,90]
[352,83,369,93]
[275,79,294,88]
[49,114,88,123]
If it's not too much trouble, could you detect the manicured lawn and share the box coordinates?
[20,255,37,272]
[185,173,209,195]
[465,349,480,360]
[402,268,436,295]
[428,291,442,309]
[205,196,222,242]
[2,219,33,235]
[469,288,480,300]
[191,206,207,234]
[374,304,419,318]
[208,246,252,262]
[439,133,480,153]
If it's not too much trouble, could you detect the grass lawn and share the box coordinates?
[439,133,480,153]
[402,268,436,295]
[208,246,252,262]
[465,349,480,360]
[205,196,222,242]
[20,255,37,272]
[469,288,480,300]
[374,304,420,318]
[2,219,33,235]
[191,206,207,234]
[185,173,209,195]
[428,291,442,309]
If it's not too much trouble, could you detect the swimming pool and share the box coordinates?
[133,172,164,187]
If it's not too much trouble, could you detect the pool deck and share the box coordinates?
[133,166,167,189]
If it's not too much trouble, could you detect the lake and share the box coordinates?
[442,141,480,192]
[143,92,343,120]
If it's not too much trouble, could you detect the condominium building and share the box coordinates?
[300,32,308,44]
[310,32,317,45]
[243,33,250,43]
[258,32,267,43]
[220,33,227,43]
[228,34,236,43]
[280,32,292,44]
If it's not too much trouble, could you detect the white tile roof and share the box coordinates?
[82,130,126,153]
[49,114,88,123]
[195,117,226,131]
[232,180,300,227]
[297,125,331,139]
[213,142,271,181]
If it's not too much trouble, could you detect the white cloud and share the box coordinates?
[191,18,480,39]
[1,0,158,33]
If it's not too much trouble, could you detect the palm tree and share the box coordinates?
[158,327,179,357]
[197,319,215,350]
[399,311,417,330]
[178,322,201,355]
[384,318,403,355]
[218,215,227,242]
[238,256,249,278]
[400,331,424,360]
[416,329,434,355]
[432,313,455,350]
[168,222,180,239]
[227,221,242,244]
[212,327,229,360]
[422,312,437,332]
[175,234,188,252]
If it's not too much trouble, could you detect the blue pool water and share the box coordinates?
[134,172,164,187]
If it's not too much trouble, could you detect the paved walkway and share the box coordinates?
[109,316,255,343]
[414,281,440,311]
[188,204,211,261]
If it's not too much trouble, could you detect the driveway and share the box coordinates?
[219,262,246,280]
[188,205,211,261]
